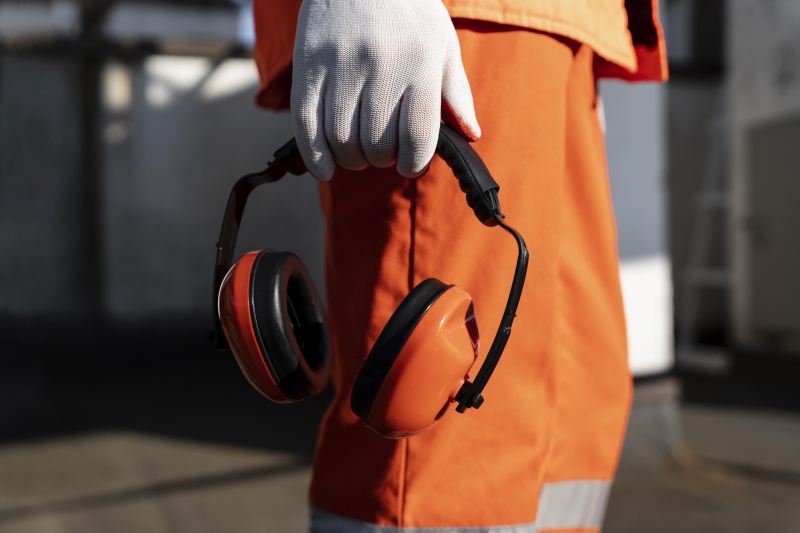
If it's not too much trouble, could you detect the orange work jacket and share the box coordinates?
[252,0,667,110]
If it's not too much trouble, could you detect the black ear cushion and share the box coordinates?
[350,278,453,421]
[250,250,331,400]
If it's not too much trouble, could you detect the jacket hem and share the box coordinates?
[444,6,638,73]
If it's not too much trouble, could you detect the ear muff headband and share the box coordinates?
[211,138,306,351]
[429,125,531,412]
[350,278,453,421]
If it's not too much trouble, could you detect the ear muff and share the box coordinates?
[351,278,480,438]
[218,249,330,403]
[345,125,529,438]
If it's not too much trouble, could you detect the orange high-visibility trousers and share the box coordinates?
[306,22,632,531]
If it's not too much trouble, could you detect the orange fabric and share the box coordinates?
[307,22,631,528]
[547,35,633,484]
[252,0,299,109]
[442,0,634,73]
[252,0,667,110]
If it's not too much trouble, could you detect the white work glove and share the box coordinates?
[291,0,481,181]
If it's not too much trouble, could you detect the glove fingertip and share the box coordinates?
[442,99,481,142]
[307,156,336,182]
[398,163,431,179]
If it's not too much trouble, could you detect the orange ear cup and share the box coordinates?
[218,250,330,403]
[351,279,479,438]
[219,251,289,402]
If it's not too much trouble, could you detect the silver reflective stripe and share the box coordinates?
[536,480,611,530]
[310,507,537,533]
[310,479,612,532]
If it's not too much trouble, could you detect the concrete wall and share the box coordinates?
[0,54,322,321]
[0,56,89,316]
[100,57,322,318]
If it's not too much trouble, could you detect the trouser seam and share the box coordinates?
[398,178,417,526]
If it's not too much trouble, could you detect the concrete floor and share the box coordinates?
[0,432,311,533]
[2,328,799,532]
[605,381,800,533]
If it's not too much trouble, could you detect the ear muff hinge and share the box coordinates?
[454,381,484,411]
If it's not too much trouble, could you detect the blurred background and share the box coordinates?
[1,0,799,531]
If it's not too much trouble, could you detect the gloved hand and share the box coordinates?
[291,0,481,181]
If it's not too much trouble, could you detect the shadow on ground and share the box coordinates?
[0,315,333,462]
[680,350,800,413]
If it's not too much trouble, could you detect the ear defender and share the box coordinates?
[218,250,330,402]
[211,125,528,436]
[211,138,331,403]
[350,125,529,438]
[350,279,480,438]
